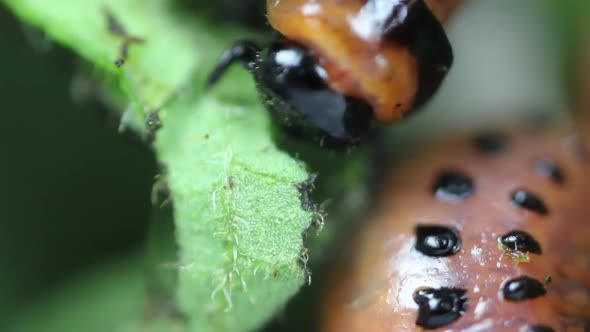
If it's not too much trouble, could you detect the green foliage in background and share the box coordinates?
[550,0,590,109]
[2,0,320,331]
[6,252,147,332]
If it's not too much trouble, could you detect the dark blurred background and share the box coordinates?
[0,6,156,323]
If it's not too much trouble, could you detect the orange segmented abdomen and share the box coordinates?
[321,127,590,331]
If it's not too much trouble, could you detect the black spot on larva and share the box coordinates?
[522,325,555,332]
[433,170,474,202]
[413,287,467,329]
[502,276,546,301]
[511,190,549,215]
[415,225,461,257]
[499,230,542,254]
[474,131,507,154]
[534,157,565,184]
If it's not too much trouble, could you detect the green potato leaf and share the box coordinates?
[2,0,317,331]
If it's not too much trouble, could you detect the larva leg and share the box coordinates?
[206,40,260,89]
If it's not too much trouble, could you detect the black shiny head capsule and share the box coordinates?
[433,170,474,202]
[522,325,555,332]
[498,230,542,254]
[413,287,467,329]
[511,190,549,215]
[502,276,546,301]
[474,131,507,154]
[415,225,461,257]
[254,40,374,146]
[534,157,565,184]
[206,39,373,147]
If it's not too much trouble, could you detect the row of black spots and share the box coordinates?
[431,170,549,224]
[470,132,558,214]
[472,130,577,176]
[498,230,542,254]
[411,275,549,330]
[502,275,547,301]
[424,137,550,330]
[417,178,465,329]
[474,131,567,184]
[498,233,547,328]
[413,225,464,328]
[413,287,468,329]
[421,170,469,328]
[430,169,551,217]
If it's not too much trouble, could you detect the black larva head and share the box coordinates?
[253,40,374,147]
[206,39,373,148]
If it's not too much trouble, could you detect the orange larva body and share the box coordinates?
[266,0,454,123]
[321,128,590,331]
